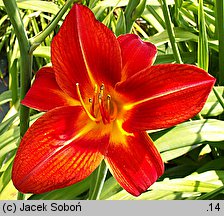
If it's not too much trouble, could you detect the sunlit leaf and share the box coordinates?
[29,177,90,200]
[106,171,224,200]
[200,87,224,116]
[152,120,224,153]
[97,0,175,7]
[0,0,60,14]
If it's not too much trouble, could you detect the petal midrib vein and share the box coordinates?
[123,80,212,110]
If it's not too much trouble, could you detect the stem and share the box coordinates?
[29,0,77,53]
[88,161,108,200]
[159,0,183,64]
[3,0,32,200]
[3,0,32,137]
[9,59,19,105]
[17,192,25,200]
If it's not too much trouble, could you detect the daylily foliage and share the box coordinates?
[12,4,215,196]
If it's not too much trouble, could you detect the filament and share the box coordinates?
[76,83,98,122]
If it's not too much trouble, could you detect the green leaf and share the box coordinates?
[196,157,224,173]
[215,0,224,85]
[136,190,185,200]
[159,0,182,63]
[0,90,12,105]
[151,119,224,161]
[124,0,141,33]
[160,145,201,161]
[150,180,220,193]
[132,0,146,21]
[106,171,224,200]
[147,27,218,51]
[148,27,198,46]
[0,139,18,159]
[29,177,90,200]
[0,180,18,200]
[212,87,224,111]
[88,0,101,9]
[0,156,14,192]
[155,52,196,64]
[33,46,50,59]
[186,170,224,185]
[198,0,209,71]
[182,1,215,22]
[115,8,126,36]
[143,5,165,32]
[0,114,18,135]
[200,86,224,116]
[97,0,175,7]
[152,119,224,153]
[88,161,108,200]
[196,186,224,200]
[100,177,122,200]
[11,0,60,14]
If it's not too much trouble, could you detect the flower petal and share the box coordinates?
[105,130,164,196]
[52,4,122,99]
[22,67,79,111]
[118,34,157,81]
[116,64,215,132]
[12,106,109,194]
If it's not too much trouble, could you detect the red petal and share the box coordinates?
[52,4,122,99]
[116,64,215,132]
[118,34,157,81]
[22,67,79,111]
[105,130,164,196]
[12,106,109,194]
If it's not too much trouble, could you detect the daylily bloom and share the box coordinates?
[12,4,215,196]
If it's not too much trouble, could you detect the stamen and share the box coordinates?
[106,95,111,123]
[99,84,105,99]
[76,83,98,122]
[91,84,98,115]
[107,95,111,111]
[76,83,117,124]
[98,93,107,124]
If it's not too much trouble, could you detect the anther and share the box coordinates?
[99,84,104,98]
[106,94,111,119]
[100,84,104,91]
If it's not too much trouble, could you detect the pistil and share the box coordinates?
[90,84,98,116]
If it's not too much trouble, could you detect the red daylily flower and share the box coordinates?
[12,4,215,196]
